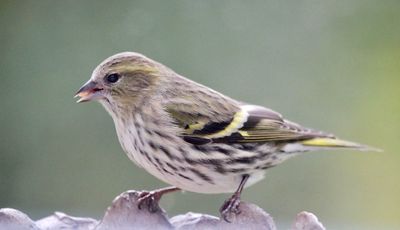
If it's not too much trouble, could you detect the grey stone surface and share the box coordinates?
[0,208,40,230]
[292,211,326,230]
[36,212,98,230]
[0,190,326,230]
[95,190,174,230]
[170,203,276,230]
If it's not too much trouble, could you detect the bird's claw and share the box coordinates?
[219,194,242,222]
[137,191,161,213]
[136,186,180,213]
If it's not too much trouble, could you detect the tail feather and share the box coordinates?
[300,138,382,152]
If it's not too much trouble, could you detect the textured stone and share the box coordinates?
[0,190,326,230]
[95,190,174,230]
[36,212,98,230]
[292,211,325,230]
[0,208,39,230]
[170,202,276,230]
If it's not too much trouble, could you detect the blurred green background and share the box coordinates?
[1,0,399,229]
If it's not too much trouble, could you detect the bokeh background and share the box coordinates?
[1,0,399,229]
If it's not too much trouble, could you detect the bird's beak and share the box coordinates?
[75,80,104,103]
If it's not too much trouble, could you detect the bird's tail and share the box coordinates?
[300,137,382,152]
[281,137,382,153]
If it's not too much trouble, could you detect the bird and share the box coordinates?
[75,52,379,221]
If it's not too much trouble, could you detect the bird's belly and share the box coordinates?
[124,145,295,194]
[127,148,267,194]
[116,121,298,194]
[123,146,250,194]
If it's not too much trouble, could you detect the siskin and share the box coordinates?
[76,52,379,221]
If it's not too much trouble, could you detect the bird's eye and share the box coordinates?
[105,73,120,83]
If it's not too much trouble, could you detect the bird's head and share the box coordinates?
[75,52,167,111]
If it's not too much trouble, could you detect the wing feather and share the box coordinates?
[166,102,334,145]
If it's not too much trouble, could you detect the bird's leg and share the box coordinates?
[219,174,250,222]
[137,186,180,212]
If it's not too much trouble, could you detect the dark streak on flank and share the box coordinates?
[228,168,246,173]
[213,146,232,155]
[227,156,256,165]
[189,168,214,184]
[215,165,227,174]
[235,143,259,151]
[154,157,163,167]
[162,167,174,175]
[178,147,187,157]
[134,120,141,128]
[141,150,153,165]
[144,128,152,135]
[179,166,187,171]
[178,173,193,181]
[257,151,272,159]
[195,158,227,174]
[137,130,145,146]
[184,157,198,165]
[159,146,173,159]
[154,130,172,140]
[148,141,157,150]
[192,144,211,153]
[148,156,162,172]
[261,165,274,170]
[166,162,178,171]
[197,158,223,165]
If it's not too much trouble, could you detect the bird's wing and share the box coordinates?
[165,102,334,145]
[234,105,335,143]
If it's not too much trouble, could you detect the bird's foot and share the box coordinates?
[137,191,160,212]
[219,193,242,222]
[137,186,180,213]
